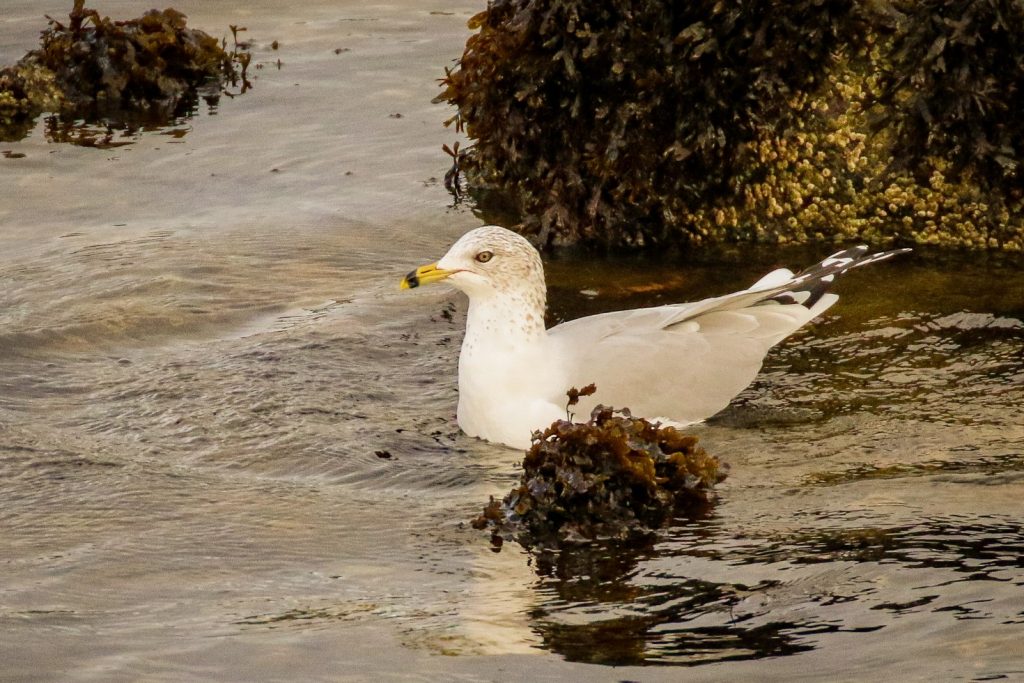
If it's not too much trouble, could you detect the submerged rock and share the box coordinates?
[0,1,251,142]
[473,402,727,548]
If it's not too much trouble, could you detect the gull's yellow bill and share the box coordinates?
[400,262,452,289]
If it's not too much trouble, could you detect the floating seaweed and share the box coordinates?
[472,398,727,549]
[438,0,1024,250]
[0,1,255,144]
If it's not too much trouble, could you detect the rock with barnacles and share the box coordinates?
[438,0,1024,251]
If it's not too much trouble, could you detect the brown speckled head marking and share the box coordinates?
[437,225,547,340]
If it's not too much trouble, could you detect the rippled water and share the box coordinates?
[2,2,1023,681]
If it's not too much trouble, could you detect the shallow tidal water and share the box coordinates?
[2,2,1023,681]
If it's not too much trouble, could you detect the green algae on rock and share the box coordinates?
[439,0,1024,251]
[472,403,727,548]
[0,1,251,143]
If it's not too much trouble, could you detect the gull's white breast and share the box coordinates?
[456,326,566,450]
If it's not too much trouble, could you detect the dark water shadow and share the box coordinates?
[515,500,1024,667]
[519,517,874,666]
[722,519,1024,581]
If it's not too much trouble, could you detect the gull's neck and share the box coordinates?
[453,259,560,448]
[463,285,547,351]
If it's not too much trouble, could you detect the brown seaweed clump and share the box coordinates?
[473,404,727,548]
[1,1,251,142]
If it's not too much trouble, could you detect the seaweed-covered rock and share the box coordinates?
[440,0,865,247]
[0,63,63,139]
[473,404,727,547]
[0,1,250,142]
[439,0,1024,251]
[873,0,1024,196]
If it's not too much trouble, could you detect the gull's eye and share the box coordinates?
[475,250,494,264]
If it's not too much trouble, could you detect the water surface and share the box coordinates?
[1,2,1023,681]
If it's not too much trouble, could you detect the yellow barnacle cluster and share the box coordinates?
[673,54,1023,251]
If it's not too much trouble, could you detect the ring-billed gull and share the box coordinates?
[402,225,909,449]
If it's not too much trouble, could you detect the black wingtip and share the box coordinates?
[768,245,912,310]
